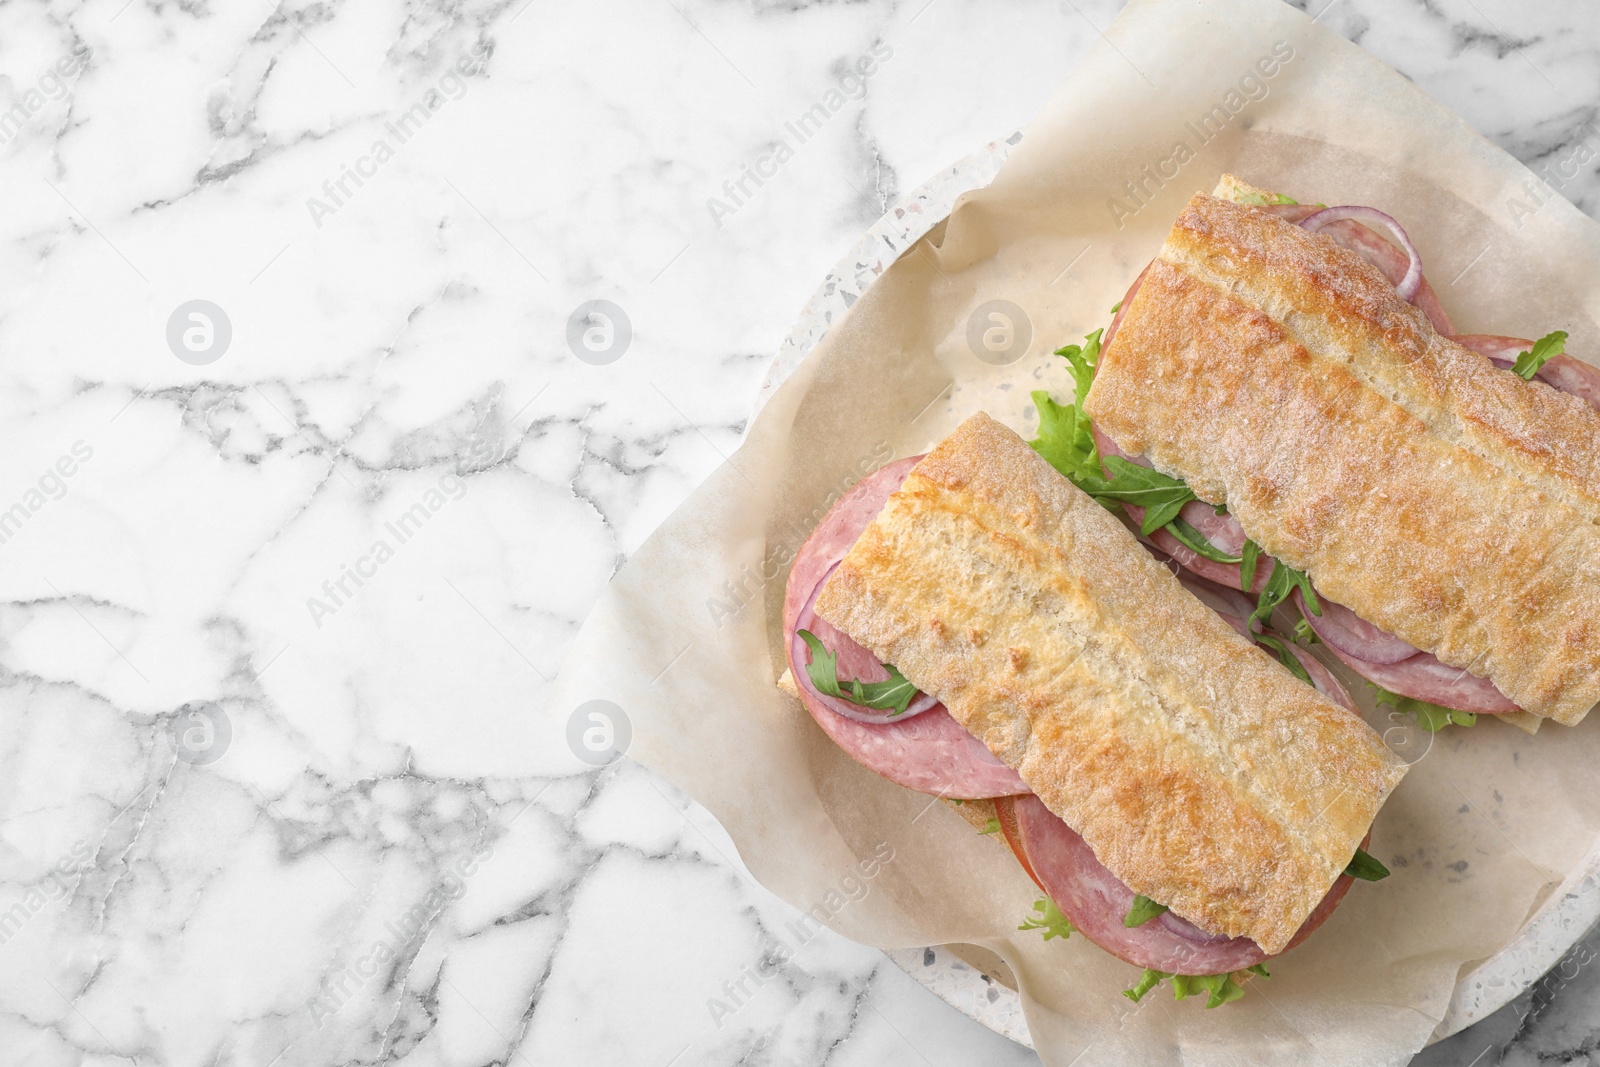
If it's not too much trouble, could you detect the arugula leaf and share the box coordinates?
[1251,561,1319,630]
[1018,898,1074,941]
[797,630,918,716]
[1031,328,1245,558]
[1512,330,1568,381]
[1293,617,1317,646]
[1075,457,1197,533]
[1240,540,1261,593]
[1123,895,1169,928]
[1255,633,1312,685]
[1124,967,1266,1008]
[1345,847,1390,881]
[1110,299,1123,313]
[1167,517,1244,563]
[1369,683,1476,731]
[980,818,1001,835]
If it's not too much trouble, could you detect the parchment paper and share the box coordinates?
[544,0,1600,1062]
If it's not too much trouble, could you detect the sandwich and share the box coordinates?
[1048,174,1600,732]
[782,412,1408,1005]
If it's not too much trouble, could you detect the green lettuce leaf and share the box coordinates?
[1028,330,1107,485]
[1124,966,1268,1008]
[1029,328,1244,565]
[1123,895,1169,928]
[797,630,917,716]
[1019,898,1075,941]
[979,818,1001,835]
[1513,330,1568,381]
[1369,682,1476,731]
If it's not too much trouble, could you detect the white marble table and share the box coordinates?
[1,1,1596,1064]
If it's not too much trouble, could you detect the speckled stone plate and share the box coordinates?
[750,138,1598,1050]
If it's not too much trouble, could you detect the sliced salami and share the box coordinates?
[1012,795,1355,972]
[1319,640,1520,714]
[783,456,1029,797]
[1295,591,1419,665]
[806,702,1029,798]
[1183,575,1357,712]
[782,455,923,638]
[1451,333,1600,413]
[1258,204,1454,334]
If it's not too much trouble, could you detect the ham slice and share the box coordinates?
[783,457,1028,797]
[1010,795,1355,973]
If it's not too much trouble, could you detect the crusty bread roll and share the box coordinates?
[814,413,1406,955]
[1085,193,1600,724]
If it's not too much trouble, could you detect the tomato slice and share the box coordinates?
[992,795,1046,893]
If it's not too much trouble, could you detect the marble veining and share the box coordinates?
[0,0,1597,1064]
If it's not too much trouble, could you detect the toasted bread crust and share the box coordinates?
[813,414,1406,955]
[1085,194,1600,724]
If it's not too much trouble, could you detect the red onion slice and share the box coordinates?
[1300,205,1424,303]
[792,562,938,724]
[1255,203,1455,332]
[1293,590,1419,665]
